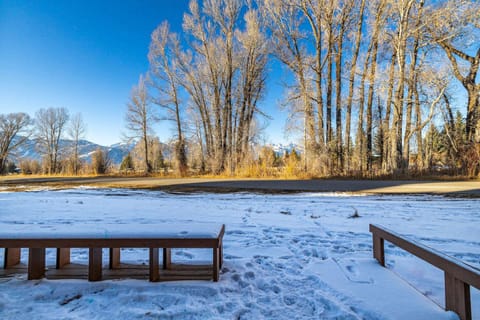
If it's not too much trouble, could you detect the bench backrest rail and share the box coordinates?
[369,223,480,320]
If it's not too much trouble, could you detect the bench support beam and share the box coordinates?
[163,248,171,270]
[213,248,219,282]
[4,248,21,268]
[372,235,385,266]
[445,272,471,320]
[88,248,102,281]
[219,245,223,270]
[28,248,45,280]
[149,248,159,282]
[109,248,120,269]
[56,248,70,268]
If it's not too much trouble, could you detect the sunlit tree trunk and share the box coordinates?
[344,0,365,172]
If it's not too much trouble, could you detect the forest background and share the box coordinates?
[1,0,479,179]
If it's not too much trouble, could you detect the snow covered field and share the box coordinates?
[0,188,479,319]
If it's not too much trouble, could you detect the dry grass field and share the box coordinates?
[1,176,480,197]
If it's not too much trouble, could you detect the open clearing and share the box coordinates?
[0,188,479,319]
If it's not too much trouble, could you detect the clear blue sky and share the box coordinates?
[0,0,289,146]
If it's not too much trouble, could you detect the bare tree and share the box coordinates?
[233,8,268,170]
[35,107,70,174]
[68,113,87,175]
[125,75,159,173]
[427,0,480,143]
[344,0,366,171]
[149,22,188,176]
[259,0,317,170]
[0,112,32,174]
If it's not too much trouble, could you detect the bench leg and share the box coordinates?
[4,248,21,268]
[109,248,120,269]
[163,248,171,270]
[373,235,385,266]
[213,247,219,282]
[28,248,45,280]
[219,245,223,269]
[88,248,103,281]
[56,248,70,268]
[445,272,471,320]
[149,248,159,282]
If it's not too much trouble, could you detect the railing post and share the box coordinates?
[372,234,385,267]
[445,272,471,320]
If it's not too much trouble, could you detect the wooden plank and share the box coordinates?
[445,272,471,320]
[43,263,212,281]
[149,248,159,282]
[109,248,120,269]
[0,263,27,277]
[213,247,219,282]
[168,263,212,271]
[47,263,88,279]
[56,248,70,268]
[1,261,214,281]
[219,245,223,270]
[372,235,385,266]
[4,248,21,268]
[0,238,219,249]
[28,248,45,280]
[163,248,171,270]
[88,248,102,281]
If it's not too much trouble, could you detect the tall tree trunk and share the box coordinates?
[391,0,414,172]
[402,0,423,171]
[344,0,366,172]
[365,0,385,172]
[414,80,423,169]
[335,26,345,171]
[382,51,396,172]
[355,50,371,173]
[326,6,334,148]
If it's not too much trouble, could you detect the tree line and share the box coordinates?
[2,0,479,177]
[0,108,112,175]
[126,0,479,177]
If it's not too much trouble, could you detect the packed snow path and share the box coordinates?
[0,189,478,319]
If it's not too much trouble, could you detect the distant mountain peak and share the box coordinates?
[11,136,135,165]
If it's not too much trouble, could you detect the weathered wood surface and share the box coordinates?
[3,248,20,268]
[1,224,225,282]
[370,224,480,320]
[1,262,213,281]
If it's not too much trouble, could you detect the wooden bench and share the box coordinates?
[0,224,225,282]
[370,224,480,320]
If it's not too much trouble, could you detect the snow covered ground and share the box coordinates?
[0,188,479,319]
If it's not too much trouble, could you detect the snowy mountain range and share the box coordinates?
[11,137,135,165]
[270,143,302,155]
[10,137,300,166]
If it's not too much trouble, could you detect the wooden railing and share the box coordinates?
[370,224,480,320]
